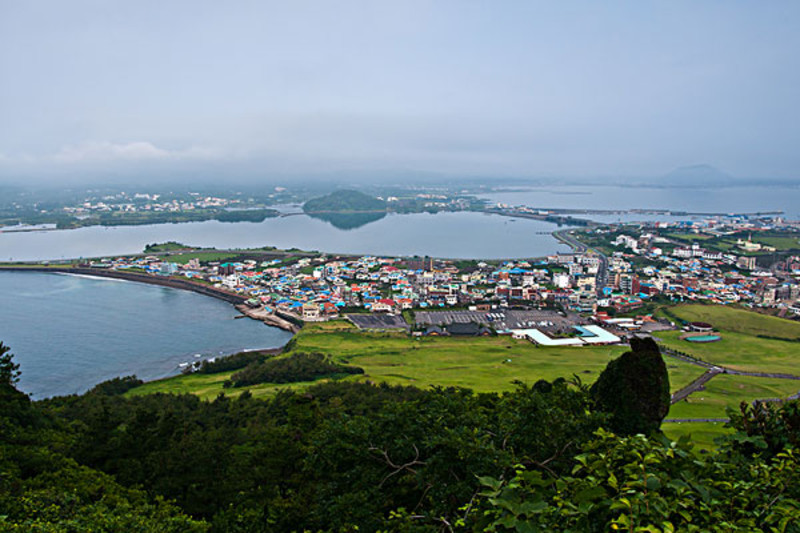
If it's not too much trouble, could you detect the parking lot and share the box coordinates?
[414,309,584,332]
[347,314,410,330]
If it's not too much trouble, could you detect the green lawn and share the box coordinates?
[667,374,800,420]
[165,251,240,265]
[662,421,732,451]
[127,303,800,449]
[130,320,704,400]
[662,304,800,340]
[655,304,800,376]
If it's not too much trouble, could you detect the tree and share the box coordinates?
[0,342,32,428]
[0,341,20,388]
[589,337,670,435]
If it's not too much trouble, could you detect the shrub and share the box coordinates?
[590,337,670,435]
[227,352,363,387]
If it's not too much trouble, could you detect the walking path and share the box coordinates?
[662,345,800,424]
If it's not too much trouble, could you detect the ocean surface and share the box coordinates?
[0,211,573,262]
[0,271,292,398]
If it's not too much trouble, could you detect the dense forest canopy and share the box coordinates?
[3,340,800,532]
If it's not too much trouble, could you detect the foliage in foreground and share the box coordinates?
[469,430,800,532]
[0,342,206,532]
[3,340,800,531]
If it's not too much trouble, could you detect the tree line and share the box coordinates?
[2,339,800,531]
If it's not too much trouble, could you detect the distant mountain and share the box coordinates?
[659,164,735,187]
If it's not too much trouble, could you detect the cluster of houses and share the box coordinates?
[62,192,240,216]
[597,219,800,315]
[101,253,599,319]
[90,212,800,324]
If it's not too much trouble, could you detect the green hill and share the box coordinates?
[303,190,387,213]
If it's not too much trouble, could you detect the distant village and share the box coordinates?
[61,192,238,216]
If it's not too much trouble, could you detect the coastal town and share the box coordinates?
[37,209,794,344]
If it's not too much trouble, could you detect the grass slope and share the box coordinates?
[656,304,800,375]
[668,375,800,420]
[130,320,703,400]
[662,303,800,340]
[652,303,800,446]
[661,422,731,451]
[127,303,800,449]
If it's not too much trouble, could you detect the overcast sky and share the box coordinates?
[1,1,799,183]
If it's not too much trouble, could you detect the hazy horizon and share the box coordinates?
[1,1,799,185]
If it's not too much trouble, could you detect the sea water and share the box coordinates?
[0,271,292,398]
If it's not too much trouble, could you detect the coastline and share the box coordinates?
[0,266,300,334]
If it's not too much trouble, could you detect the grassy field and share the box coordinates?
[128,303,800,449]
[655,304,800,375]
[660,304,800,340]
[659,330,800,375]
[650,303,800,446]
[661,421,732,450]
[665,232,713,242]
[668,374,800,419]
[165,251,240,265]
[758,234,800,250]
[662,231,800,254]
[130,320,703,400]
[127,371,317,399]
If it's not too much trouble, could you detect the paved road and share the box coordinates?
[671,367,725,403]
[553,229,587,253]
[552,229,608,296]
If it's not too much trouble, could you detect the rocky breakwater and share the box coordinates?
[235,304,302,334]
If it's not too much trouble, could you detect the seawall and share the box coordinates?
[0,266,248,305]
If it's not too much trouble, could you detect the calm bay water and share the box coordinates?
[0,211,572,262]
[0,271,292,398]
[479,184,800,222]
